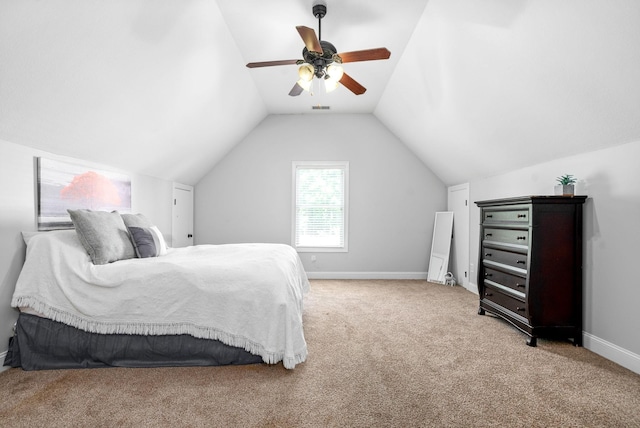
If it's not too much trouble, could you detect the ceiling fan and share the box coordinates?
[245,1,391,97]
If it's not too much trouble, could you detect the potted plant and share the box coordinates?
[555,174,577,196]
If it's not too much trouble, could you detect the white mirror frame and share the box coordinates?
[427,212,454,284]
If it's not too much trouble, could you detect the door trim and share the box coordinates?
[172,183,194,247]
[448,183,470,291]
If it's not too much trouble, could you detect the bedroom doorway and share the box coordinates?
[448,183,470,291]
[172,183,194,247]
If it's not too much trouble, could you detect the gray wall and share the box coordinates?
[0,138,174,361]
[195,114,447,277]
[467,139,640,371]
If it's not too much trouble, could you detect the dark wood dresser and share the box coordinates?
[475,196,587,346]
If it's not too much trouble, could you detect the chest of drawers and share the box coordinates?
[475,196,587,346]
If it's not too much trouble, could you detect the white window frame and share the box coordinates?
[292,161,349,253]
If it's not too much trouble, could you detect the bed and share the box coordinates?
[5,210,309,370]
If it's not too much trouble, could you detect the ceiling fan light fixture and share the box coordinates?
[296,78,313,92]
[324,78,339,93]
[324,63,343,93]
[298,64,314,82]
[326,63,344,81]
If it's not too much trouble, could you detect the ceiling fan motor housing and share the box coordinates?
[302,40,338,78]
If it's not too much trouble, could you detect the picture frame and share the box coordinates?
[37,157,131,230]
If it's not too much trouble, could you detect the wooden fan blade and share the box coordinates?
[339,72,366,95]
[337,48,391,63]
[289,83,304,97]
[296,26,323,53]
[246,59,298,68]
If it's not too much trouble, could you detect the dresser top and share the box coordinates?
[475,195,587,207]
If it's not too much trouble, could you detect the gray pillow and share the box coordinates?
[121,213,153,229]
[68,209,136,265]
[127,226,167,258]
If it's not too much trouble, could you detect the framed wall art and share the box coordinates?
[37,157,131,230]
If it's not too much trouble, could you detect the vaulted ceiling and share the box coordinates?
[1,0,639,186]
[217,0,428,114]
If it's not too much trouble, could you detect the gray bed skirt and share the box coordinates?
[5,313,263,370]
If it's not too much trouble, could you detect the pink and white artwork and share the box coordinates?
[37,157,131,230]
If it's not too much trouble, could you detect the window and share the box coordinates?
[292,161,349,252]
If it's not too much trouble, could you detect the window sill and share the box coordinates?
[295,247,348,253]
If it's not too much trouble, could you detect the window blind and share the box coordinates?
[294,165,346,249]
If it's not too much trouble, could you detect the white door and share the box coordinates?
[448,184,470,291]
[172,183,194,247]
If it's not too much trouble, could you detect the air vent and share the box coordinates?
[312,105,330,110]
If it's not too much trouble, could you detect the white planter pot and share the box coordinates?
[554,184,575,196]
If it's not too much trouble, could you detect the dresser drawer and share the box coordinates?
[483,207,530,224]
[483,228,529,247]
[483,248,528,271]
[483,267,527,294]
[483,284,527,317]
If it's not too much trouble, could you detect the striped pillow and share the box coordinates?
[127,226,168,258]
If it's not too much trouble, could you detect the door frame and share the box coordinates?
[447,183,471,292]
[172,182,194,247]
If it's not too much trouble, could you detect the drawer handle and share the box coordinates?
[516,260,526,265]
[485,292,493,297]
[517,214,527,218]
[486,214,493,218]
[485,253,492,257]
[516,283,525,288]
[516,306,526,312]
[485,273,493,277]
[486,233,493,237]
[516,236,526,241]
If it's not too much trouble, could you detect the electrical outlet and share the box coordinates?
[470,263,475,274]
[311,255,317,263]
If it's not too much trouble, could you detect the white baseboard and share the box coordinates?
[583,332,640,375]
[464,282,479,295]
[0,351,8,373]
[306,272,428,280]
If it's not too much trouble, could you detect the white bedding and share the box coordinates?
[12,230,310,369]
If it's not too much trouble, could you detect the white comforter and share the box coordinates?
[12,230,310,369]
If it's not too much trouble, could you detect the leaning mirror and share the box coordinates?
[427,212,454,284]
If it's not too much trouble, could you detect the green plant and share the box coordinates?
[556,174,577,185]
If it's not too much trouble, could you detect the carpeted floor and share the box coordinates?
[1,279,639,427]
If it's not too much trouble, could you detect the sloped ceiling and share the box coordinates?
[1,0,639,186]
[0,0,267,185]
[376,0,640,185]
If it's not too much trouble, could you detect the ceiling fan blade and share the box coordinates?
[296,26,323,53]
[246,59,299,68]
[289,83,304,97]
[337,48,391,63]
[339,72,366,95]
